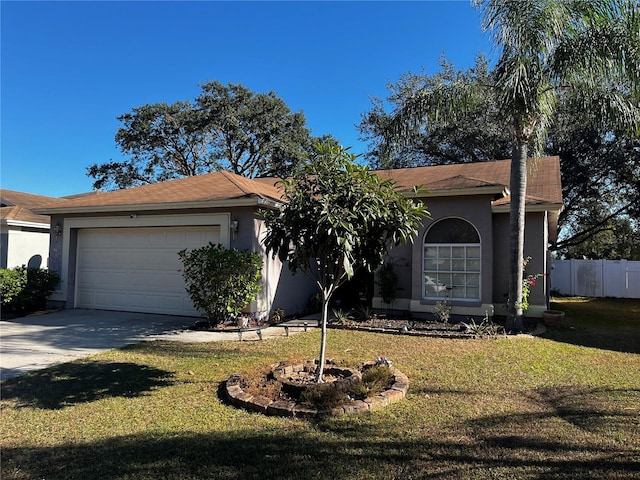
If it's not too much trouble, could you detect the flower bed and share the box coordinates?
[224,360,409,418]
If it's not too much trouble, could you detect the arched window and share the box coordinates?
[423,218,480,301]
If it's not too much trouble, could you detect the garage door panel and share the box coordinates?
[79,270,184,290]
[80,248,175,269]
[76,226,219,316]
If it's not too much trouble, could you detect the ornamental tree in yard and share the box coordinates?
[263,141,430,381]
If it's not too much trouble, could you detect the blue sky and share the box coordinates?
[1,1,492,197]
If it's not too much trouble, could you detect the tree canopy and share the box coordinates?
[263,141,429,381]
[360,55,513,169]
[359,57,640,260]
[87,81,313,190]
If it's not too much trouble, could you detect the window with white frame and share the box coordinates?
[423,218,480,300]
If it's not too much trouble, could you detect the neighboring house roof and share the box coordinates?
[0,190,59,227]
[35,157,563,215]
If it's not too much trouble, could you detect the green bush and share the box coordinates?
[300,383,349,410]
[0,269,27,308]
[0,266,59,315]
[361,364,394,392]
[178,243,263,326]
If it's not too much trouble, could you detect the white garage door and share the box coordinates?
[76,226,220,316]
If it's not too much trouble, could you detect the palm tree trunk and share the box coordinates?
[506,141,528,333]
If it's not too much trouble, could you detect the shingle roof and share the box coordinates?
[0,190,58,225]
[36,170,284,213]
[374,156,563,206]
[35,156,562,214]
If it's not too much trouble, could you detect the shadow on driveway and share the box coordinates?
[0,309,195,380]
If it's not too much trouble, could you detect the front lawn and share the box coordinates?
[1,298,639,479]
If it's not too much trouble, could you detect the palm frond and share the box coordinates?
[381,76,486,162]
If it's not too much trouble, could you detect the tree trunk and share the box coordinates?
[506,141,528,333]
[315,290,330,382]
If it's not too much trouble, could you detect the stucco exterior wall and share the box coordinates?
[374,194,496,318]
[1,226,50,269]
[492,211,549,318]
[374,196,553,319]
[250,212,317,317]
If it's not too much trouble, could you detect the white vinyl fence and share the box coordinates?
[551,259,640,299]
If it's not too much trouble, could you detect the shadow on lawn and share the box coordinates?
[2,422,639,480]
[0,360,174,409]
[464,385,640,439]
[541,323,640,354]
[541,298,640,355]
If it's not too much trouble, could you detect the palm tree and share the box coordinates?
[386,0,639,331]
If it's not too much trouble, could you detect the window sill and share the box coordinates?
[420,298,482,307]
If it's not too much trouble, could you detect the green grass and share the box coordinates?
[547,296,640,353]
[2,297,640,479]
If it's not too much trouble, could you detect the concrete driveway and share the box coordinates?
[0,309,301,380]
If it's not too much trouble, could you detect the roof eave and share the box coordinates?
[405,185,509,198]
[491,203,564,213]
[1,219,51,229]
[35,196,283,215]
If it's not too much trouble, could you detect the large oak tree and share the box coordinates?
[88,81,313,190]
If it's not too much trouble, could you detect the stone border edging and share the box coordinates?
[224,363,409,418]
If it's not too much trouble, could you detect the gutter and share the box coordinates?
[491,203,564,213]
[1,219,50,229]
[405,185,509,198]
[34,196,283,215]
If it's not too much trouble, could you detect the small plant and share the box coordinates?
[345,381,370,400]
[505,257,546,312]
[462,312,504,338]
[521,256,546,312]
[300,383,349,410]
[355,304,375,321]
[434,299,451,326]
[362,364,394,391]
[331,308,353,325]
[269,307,285,325]
[344,362,395,400]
